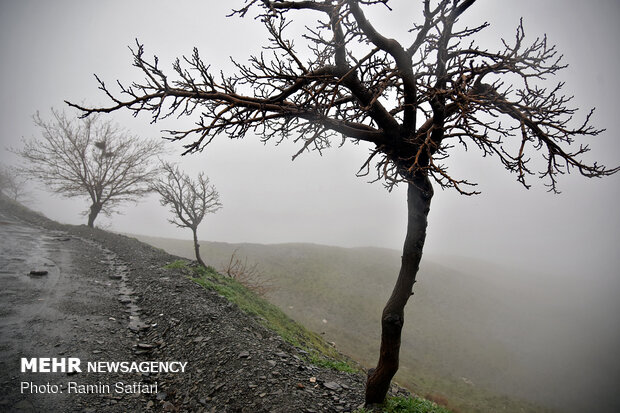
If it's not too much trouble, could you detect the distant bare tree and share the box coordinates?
[68,0,619,404]
[152,162,222,267]
[14,109,164,227]
[222,249,272,297]
[0,166,29,203]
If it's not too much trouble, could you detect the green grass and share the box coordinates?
[164,259,358,373]
[355,396,452,413]
[307,352,357,373]
[164,259,192,270]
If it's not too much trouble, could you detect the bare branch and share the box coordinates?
[220,248,274,297]
[67,1,616,192]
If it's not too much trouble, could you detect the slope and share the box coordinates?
[135,235,583,413]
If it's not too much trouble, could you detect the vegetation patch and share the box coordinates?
[164,260,358,373]
[163,259,192,270]
[307,352,357,373]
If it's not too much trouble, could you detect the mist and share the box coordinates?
[1,1,619,411]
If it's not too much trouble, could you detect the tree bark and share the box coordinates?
[192,227,206,267]
[87,202,102,228]
[365,175,433,405]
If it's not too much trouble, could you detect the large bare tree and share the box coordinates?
[152,162,222,267]
[15,110,164,227]
[68,0,618,404]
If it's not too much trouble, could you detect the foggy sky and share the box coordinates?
[0,0,618,279]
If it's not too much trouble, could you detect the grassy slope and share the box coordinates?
[133,234,553,413]
[165,259,448,413]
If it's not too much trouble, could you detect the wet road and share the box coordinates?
[0,210,140,411]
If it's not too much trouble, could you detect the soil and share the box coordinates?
[0,195,409,412]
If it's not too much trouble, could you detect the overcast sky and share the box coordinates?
[1,0,618,281]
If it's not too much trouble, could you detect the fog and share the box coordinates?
[1,1,619,411]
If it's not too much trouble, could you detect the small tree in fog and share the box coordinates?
[0,166,29,203]
[14,109,163,227]
[152,162,222,267]
[69,0,619,404]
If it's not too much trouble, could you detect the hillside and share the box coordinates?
[2,195,425,412]
[133,234,620,413]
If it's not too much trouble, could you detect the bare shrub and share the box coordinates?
[221,249,273,297]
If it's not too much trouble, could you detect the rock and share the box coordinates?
[238,350,250,358]
[162,401,176,411]
[323,381,342,391]
[29,270,48,276]
[109,274,122,280]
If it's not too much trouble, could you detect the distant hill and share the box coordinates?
[131,234,620,413]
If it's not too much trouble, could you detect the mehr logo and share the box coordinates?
[21,358,81,373]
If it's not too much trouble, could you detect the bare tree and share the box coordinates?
[222,248,273,297]
[0,166,29,203]
[68,0,618,404]
[14,109,164,227]
[152,162,222,267]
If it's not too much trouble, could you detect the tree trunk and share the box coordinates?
[192,227,206,267]
[365,175,433,405]
[87,202,102,228]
